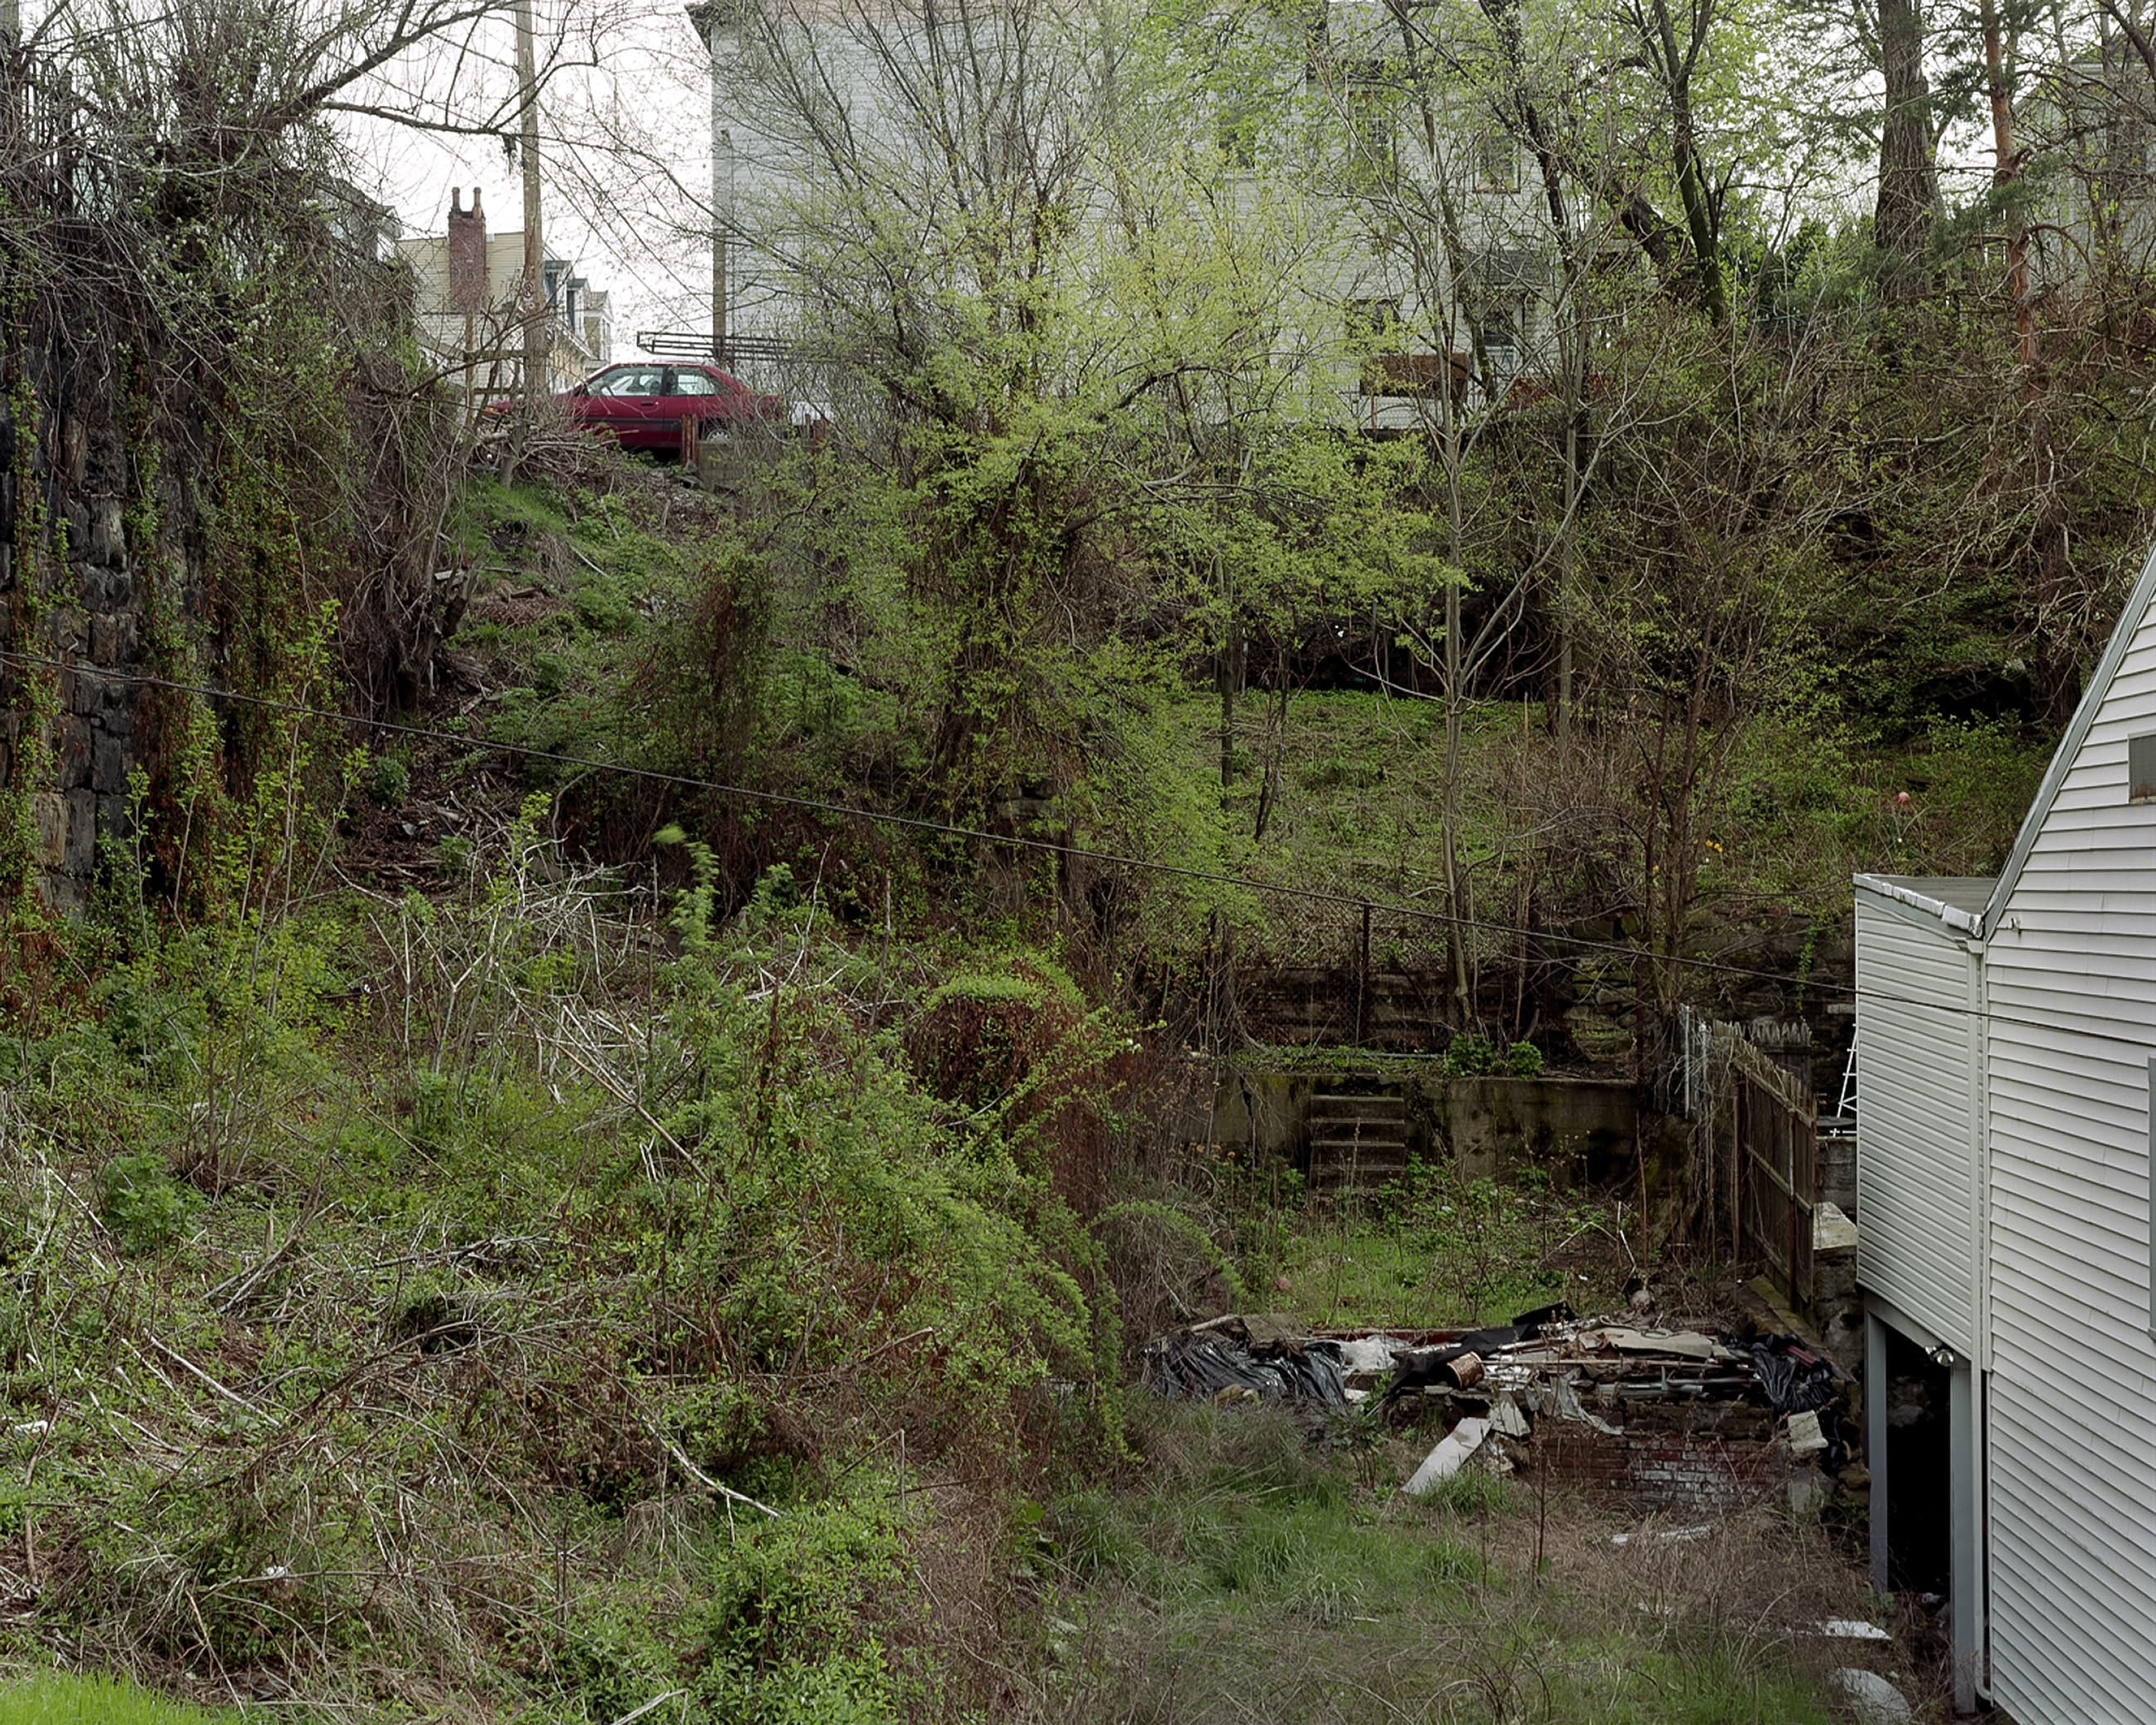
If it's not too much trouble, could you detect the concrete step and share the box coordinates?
[1307,1089,1411,1198]
[1309,1152,1408,1171]
[1309,1130,1406,1152]
[1309,1140,1408,1164]
[1308,1166,1411,1193]
[1309,1091,1407,1115]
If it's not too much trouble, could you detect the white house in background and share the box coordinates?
[396,187,614,406]
[1853,544,2156,1719]
[683,0,1561,426]
[2047,50,2156,280]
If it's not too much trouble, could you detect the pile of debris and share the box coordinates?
[1141,1307,1848,1512]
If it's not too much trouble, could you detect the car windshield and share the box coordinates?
[587,365,665,396]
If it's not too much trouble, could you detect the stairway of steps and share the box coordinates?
[1305,1091,1410,1196]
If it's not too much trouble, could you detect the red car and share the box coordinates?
[559,361,784,452]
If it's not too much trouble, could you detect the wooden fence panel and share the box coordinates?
[1729,1035,1817,1308]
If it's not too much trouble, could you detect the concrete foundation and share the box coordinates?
[1212,1065,1651,1190]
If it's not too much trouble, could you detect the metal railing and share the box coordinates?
[634,328,799,367]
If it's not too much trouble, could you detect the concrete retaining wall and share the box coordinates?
[1212,1067,1646,1188]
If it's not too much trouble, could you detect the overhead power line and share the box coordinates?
[3,647,1798,979]
[6,647,2150,1054]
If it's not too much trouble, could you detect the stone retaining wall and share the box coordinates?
[2,381,153,911]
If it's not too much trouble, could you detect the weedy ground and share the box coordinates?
[0,829,1937,1722]
[0,824,1131,1723]
[1016,1402,1928,1725]
[0,462,1969,1721]
[1266,1169,1631,1329]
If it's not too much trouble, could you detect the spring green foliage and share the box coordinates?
[0,1674,244,1725]
[0,828,1132,1720]
[527,0,2139,1054]
[470,438,2050,1046]
[0,82,454,912]
[91,1152,198,1256]
[1435,1037,1543,1077]
[456,479,696,785]
[5,4,2056,1718]
[1271,1169,1605,1328]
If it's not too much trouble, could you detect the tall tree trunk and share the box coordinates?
[1382,14,1482,1023]
[1874,0,1938,296]
[1218,573,1239,793]
[1477,0,1591,740]
[1648,0,1728,323]
[1979,0,2072,721]
[1442,480,1474,1026]
[1979,0,2035,370]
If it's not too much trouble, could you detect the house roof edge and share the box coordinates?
[1853,873,1987,935]
[1984,537,2156,931]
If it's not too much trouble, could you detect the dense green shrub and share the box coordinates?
[94,1153,196,1255]
[1440,1033,1500,1077]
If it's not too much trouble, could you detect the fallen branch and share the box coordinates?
[653,1430,780,1519]
[608,1693,688,1725]
[130,1338,262,1424]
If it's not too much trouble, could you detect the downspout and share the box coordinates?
[1966,930,1993,1706]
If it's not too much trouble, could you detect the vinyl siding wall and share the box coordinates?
[1855,893,1981,1355]
[1984,611,2156,1725]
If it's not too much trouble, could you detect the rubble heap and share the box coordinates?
[1141,1308,1849,1514]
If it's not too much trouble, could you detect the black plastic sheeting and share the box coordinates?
[1142,1310,1847,1468]
[1377,1303,1578,1407]
[1742,1332,1845,1469]
[1140,1333,1348,1407]
[1742,1334,1834,1416]
[1144,1303,1580,1412]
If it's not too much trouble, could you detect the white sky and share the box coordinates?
[16,0,721,351]
[333,0,721,354]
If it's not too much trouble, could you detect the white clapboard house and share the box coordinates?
[1853,545,2156,1719]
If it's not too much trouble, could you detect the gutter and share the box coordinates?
[1852,873,1984,937]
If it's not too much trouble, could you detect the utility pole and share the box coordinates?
[514,0,546,437]
[714,124,733,359]
[689,4,734,361]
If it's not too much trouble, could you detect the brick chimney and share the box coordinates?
[446,187,487,313]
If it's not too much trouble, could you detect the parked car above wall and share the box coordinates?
[559,361,784,453]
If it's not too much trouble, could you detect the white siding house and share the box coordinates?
[1853,544,2156,1719]
[1853,881,1985,1357]
[683,0,1562,425]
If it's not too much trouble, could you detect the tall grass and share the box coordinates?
[0,831,1128,1721]
[0,1674,244,1724]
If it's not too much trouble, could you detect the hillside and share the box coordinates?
[1,456,2013,1718]
[7,2,2152,1718]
